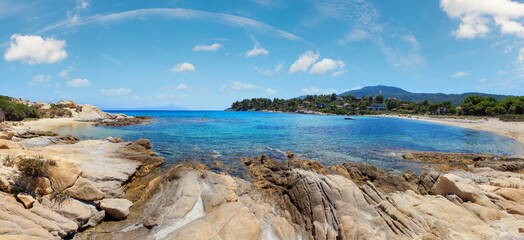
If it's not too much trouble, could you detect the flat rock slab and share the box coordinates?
[100,198,133,220]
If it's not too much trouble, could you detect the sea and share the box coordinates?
[53,111,524,176]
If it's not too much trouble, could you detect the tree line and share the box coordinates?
[230,93,524,117]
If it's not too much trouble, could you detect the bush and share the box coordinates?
[0,95,40,121]
[2,155,13,167]
[49,183,71,207]
[17,157,47,177]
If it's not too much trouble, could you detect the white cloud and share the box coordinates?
[265,88,277,95]
[309,58,345,75]
[59,69,69,79]
[440,0,524,38]
[339,29,371,44]
[221,81,257,91]
[55,83,61,89]
[174,83,189,91]
[376,35,425,68]
[193,43,222,52]
[66,78,91,87]
[28,75,52,87]
[4,34,67,64]
[479,78,488,83]
[289,51,320,73]
[171,62,195,72]
[100,88,132,96]
[246,46,269,57]
[451,71,471,78]
[300,87,337,95]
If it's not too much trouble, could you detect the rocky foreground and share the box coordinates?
[72,151,524,239]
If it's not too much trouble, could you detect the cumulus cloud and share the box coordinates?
[66,78,91,87]
[193,43,222,52]
[309,58,345,76]
[59,69,69,79]
[221,81,257,91]
[440,0,524,38]
[289,51,320,73]
[28,75,52,87]
[171,63,195,72]
[4,34,67,64]
[451,71,471,78]
[100,88,132,96]
[300,87,337,95]
[246,46,269,57]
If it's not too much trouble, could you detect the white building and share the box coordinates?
[366,104,387,111]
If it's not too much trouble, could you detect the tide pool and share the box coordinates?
[53,111,524,176]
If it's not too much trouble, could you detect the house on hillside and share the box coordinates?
[436,107,447,115]
[343,103,351,109]
[303,101,311,105]
[336,105,343,108]
[336,97,344,101]
[401,103,409,109]
[366,104,387,111]
[316,103,324,108]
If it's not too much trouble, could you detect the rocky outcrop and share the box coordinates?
[0,132,164,239]
[15,130,58,138]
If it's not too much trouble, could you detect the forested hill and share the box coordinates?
[339,86,512,106]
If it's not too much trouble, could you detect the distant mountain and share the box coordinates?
[339,85,513,106]
[103,104,187,111]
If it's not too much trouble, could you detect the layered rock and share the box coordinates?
[0,133,164,239]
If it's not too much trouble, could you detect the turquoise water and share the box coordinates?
[54,111,524,175]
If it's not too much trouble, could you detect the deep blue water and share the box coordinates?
[54,111,524,175]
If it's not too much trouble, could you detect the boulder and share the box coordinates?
[106,137,125,143]
[0,131,14,140]
[0,139,22,149]
[432,173,498,209]
[16,193,36,208]
[99,198,133,220]
[41,197,92,226]
[56,100,77,109]
[21,176,52,195]
[15,130,59,138]
[135,139,152,149]
[0,176,11,192]
[46,160,82,189]
[68,177,105,201]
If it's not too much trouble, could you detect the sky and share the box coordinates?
[1,0,524,110]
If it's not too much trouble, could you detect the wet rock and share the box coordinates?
[15,130,58,138]
[16,192,36,208]
[135,139,152,149]
[475,160,524,173]
[99,198,133,220]
[329,161,417,193]
[51,134,80,145]
[402,151,497,164]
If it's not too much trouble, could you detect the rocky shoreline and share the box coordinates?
[0,102,523,239]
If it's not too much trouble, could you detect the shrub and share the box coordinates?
[2,155,13,167]
[17,157,47,177]
[49,182,71,208]
[0,95,40,121]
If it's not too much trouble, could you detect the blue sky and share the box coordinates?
[1,0,524,110]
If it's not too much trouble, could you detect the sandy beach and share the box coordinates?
[10,118,92,132]
[377,114,524,145]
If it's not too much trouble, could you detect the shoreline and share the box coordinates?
[373,114,524,145]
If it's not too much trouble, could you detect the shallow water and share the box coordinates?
[53,111,524,176]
